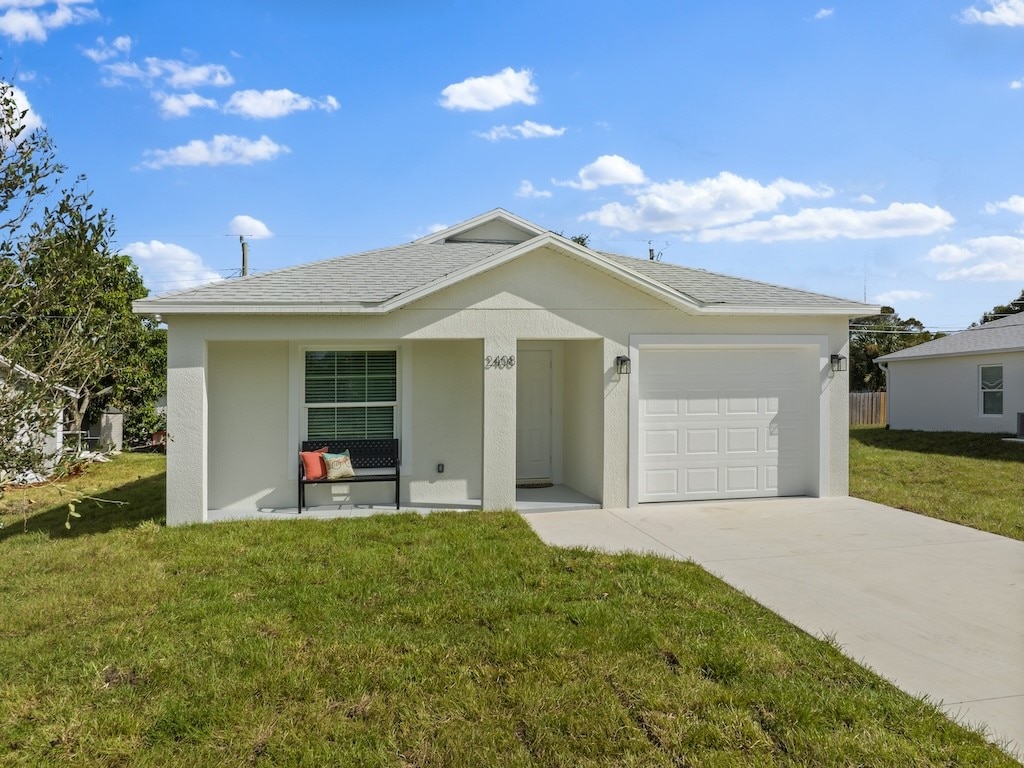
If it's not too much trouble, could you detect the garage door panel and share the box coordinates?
[638,347,815,503]
[725,427,758,454]
[725,465,759,493]
[644,468,680,496]
[685,392,719,416]
[644,429,679,456]
[724,394,759,415]
[685,428,718,454]
[643,390,680,416]
[685,467,719,494]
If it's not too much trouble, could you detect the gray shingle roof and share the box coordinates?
[876,313,1024,362]
[134,229,872,315]
[599,252,860,307]
[140,241,508,307]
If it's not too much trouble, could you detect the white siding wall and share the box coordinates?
[886,352,1024,433]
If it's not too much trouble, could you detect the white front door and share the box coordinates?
[517,349,552,481]
[638,347,814,502]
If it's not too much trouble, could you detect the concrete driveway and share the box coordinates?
[522,496,1024,757]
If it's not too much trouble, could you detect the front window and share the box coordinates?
[980,365,1003,416]
[304,350,397,439]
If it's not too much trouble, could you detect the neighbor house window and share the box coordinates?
[980,365,1003,416]
[304,350,397,439]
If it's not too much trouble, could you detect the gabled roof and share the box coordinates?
[876,313,1024,362]
[0,354,76,396]
[133,208,877,317]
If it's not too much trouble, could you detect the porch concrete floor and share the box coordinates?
[205,483,599,523]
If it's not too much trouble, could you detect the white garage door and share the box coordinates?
[638,347,815,502]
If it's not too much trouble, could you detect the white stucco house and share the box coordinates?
[133,209,876,526]
[876,312,1024,434]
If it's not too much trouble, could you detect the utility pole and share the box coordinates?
[240,235,249,277]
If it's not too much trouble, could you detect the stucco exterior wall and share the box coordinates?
[563,340,605,501]
[886,352,1024,433]
[407,340,483,502]
[207,341,292,510]
[162,245,853,523]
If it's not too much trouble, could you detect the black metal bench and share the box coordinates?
[298,439,400,513]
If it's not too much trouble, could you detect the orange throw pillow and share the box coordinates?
[300,447,329,480]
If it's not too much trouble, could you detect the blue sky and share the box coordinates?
[6,0,1024,330]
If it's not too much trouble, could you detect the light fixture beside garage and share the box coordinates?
[615,355,631,375]
[830,354,848,373]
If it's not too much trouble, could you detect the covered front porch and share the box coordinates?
[206,482,600,523]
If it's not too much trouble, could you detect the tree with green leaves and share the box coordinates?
[978,289,1024,325]
[0,81,162,487]
[848,308,939,392]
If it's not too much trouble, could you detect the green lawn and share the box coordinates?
[0,455,1017,766]
[850,427,1024,541]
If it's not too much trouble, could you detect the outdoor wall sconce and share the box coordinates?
[615,355,632,375]
[830,354,848,373]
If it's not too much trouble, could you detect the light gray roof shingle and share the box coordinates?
[599,252,861,308]
[876,313,1024,362]
[143,241,509,306]
[135,233,871,315]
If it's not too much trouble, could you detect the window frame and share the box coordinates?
[301,347,400,440]
[979,364,1003,417]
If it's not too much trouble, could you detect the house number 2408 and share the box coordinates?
[485,355,516,369]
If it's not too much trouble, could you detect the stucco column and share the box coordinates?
[166,325,207,525]
[603,339,630,508]
[481,334,517,509]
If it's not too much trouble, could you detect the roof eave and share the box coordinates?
[133,300,388,316]
[699,303,882,317]
[877,344,1024,363]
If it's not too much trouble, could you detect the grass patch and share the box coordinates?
[850,427,1024,541]
[0,454,1016,765]
[0,452,166,540]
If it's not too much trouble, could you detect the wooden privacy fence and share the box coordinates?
[850,392,887,426]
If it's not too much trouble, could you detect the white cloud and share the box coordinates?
[228,214,272,239]
[984,194,1024,216]
[855,193,877,204]
[928,235,1024,280]
[960,0,1024,25]
[102,57,234,89]
[139,134,290,169]
[556,154,647,191]
[154,91,217,118]
[1011,79,1023,89]
[439,67,538,111]
[5,84,44,134]
[516,180,552,198]
[925,243,975,263]
[476,120,565,141]
[83,34,131,63]
[581,171,832,231]
[122,240,223,292]
[815,8,834,19]
[223,89,339,119]
[697,203,954,243]
[0,1,99,43]
[875,289,929,304]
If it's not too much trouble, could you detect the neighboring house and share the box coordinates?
[876,313,1024,434]
[133,209,876,525]
[0,354,74,477]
